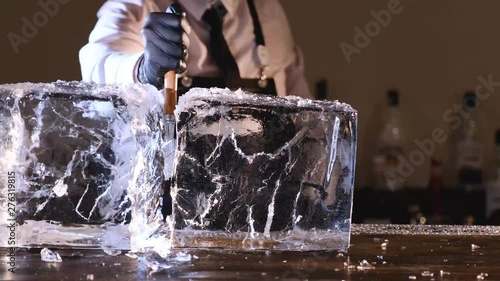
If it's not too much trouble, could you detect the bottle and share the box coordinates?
[486,130,500,225]
[455,91,484,190]
[315,79,328,100]
[428,157,444,224]
[373,89,405,191]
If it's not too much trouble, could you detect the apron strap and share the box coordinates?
[179,0,277,96]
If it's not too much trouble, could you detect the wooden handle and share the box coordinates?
[164,70,177,115]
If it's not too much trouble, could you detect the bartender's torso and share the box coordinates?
[153,2,292,74]
[148,0,294,96]
[81,0,311,98]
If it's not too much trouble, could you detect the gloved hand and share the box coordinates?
[138,5,189,89]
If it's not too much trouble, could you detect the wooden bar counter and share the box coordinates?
[3,224,500,280]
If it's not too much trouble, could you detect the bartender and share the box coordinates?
[79,0,311,98]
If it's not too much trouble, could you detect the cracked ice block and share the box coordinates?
[171,88,357,251]
[0,81,164,248]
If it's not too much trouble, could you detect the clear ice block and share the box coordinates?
[170,88,357,251]
[0,81,164,249]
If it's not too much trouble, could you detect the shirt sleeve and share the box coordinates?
[79,0,150,84]
[284,45,313,99]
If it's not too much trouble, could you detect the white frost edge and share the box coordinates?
[174,87,356,117]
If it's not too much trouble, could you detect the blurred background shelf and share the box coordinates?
[352,187,496,226]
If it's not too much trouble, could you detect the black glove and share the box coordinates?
[138,7,187,89]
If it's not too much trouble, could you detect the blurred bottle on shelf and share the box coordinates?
[408,204,426,225]
[315,79,328,100]
[373,89,405,191]
[454,91,484,191]
[486,130,500,225]
[428,157,444,224]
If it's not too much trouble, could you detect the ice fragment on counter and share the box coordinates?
[471,244,481,250]
[421,271,434,277]
[101,245,122,256]
[343,261,356,270]
[126,252,139,259]
[356,260,375,270]
[86,274,95,280]
[139,251,171,274]
[477,273,488,280]
[408,276,416,280]
[40,248,62,263]
[381,242,388,250]
[440,270,450,276]
[174,252,193,262]
[137,250,195,274]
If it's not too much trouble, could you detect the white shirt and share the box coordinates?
[79,0,311,98]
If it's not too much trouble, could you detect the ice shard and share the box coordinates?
[170,88,357,251]
[0,81,164,248]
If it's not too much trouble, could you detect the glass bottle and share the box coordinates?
[486,130,500,225]
[455,91,483,190]
[373,89,405,191]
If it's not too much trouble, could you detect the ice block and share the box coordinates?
[0,81,165,249]
[170,88,357,251]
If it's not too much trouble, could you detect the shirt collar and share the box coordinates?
[180,0,236,21]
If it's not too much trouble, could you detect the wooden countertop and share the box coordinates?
[4,224,500,280]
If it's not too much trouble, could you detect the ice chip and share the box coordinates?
[40,248,62,263]
[139,251,171,273]
[86,274,95,280]
[440,270,450,276]
[356,260,375,270]
[421,271,434,277]
[101,245,122,256]
[174,252,192,262]
[477,273,488,280]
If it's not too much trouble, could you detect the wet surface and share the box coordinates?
[3,224,500,280]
